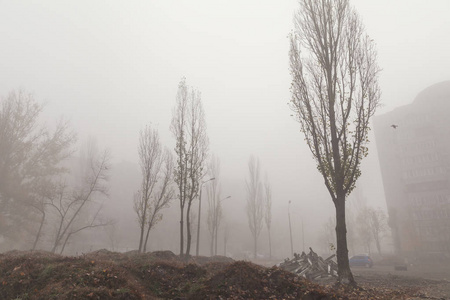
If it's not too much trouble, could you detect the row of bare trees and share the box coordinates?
[131,78,209,257]
[0,90,112,254]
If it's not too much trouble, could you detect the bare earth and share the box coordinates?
[258,258,450,299]
[350,264,450,299]
[2,250,450,299]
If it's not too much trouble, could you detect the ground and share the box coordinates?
[0,250,448,299]
[350,264,450,299]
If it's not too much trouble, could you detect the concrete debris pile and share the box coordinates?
[278,247,338,280]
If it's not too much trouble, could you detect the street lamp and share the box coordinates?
[288,201,294,257]
[195,177,215,257]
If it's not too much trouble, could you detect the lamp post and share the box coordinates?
[288,200,294,257]
[196,177,215,257]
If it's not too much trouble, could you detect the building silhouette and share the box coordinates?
[374,81,450,255]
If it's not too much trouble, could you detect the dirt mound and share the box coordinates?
[195,261,332,299]
[84,249,131,263]
[144,250,178,261]
[0,250,432,299]
[0,252,140,299]
[189,254,234,265]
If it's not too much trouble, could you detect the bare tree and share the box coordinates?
[245,156,263,259]
[206,155,222,256]
[134,125,174,253]
[49,141,111,254]
[0,90,76,250]
[170,78,208,258]
[368,207,388,255]
[356,207,373,254]
[263,175,272,259]
[289,0,381,285]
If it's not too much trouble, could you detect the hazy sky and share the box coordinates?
[1,1,450,234]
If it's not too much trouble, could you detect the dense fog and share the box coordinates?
[0,0,449,261]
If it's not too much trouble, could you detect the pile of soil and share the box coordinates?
[0,250,431,299]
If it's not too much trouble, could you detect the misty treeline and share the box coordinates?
[0,90,112,254]
[289,0,380,286]
[0,79,276,259]
[1,1,384,278]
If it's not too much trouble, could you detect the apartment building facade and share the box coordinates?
[374,81,450,255]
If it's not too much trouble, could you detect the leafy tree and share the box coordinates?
[170,78,208,258]
[289,0,381,285]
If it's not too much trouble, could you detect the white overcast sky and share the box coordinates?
[1,0,449,226]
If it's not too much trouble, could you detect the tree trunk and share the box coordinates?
[214,223,218,256]
[253,234,257,259]
[185,203,192,258]
[32,210,45,251]
[375,238,381,255]
[179,205,184,257]
[210,227,214,256]
[138,200,148,253]
[51,216,65,253]
[143,218,154,253]
[60,232,72,255]
[335,195,356,286]
[138,221,145,253]
[268,230,272,260]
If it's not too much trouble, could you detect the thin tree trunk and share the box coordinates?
[138,222,145,253]
[210,227,214,256]
[51,215,65,253]
[214,224,218,256]
[138,201,148,253]
[32,210,45,251]
[335,195,356,286]
[375,238,381,255]
[60,232,72,255]
[179,204,184,257]
[185,204,192,258]
[253,234,257,259]
[268,230,272,260]
[143,218,154,253]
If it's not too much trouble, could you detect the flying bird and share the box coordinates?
[391,124,398,129]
